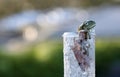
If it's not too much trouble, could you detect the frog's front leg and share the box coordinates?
[87,31,91,39]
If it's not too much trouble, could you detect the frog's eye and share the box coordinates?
[86,23,88,25]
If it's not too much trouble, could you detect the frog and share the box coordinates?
[71,20,96,71]
[78,20,96,39]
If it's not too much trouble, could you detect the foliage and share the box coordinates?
[0,0,120,18]
[96,40,120,77]
[0,40,120,77]
[0,41,63,77]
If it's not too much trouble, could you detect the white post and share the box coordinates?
[63,28,95,77]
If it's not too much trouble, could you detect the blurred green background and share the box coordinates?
[0,0,120,77]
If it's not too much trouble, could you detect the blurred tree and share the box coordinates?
[0,0,120,18]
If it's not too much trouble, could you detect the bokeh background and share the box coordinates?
[0,0,120,77]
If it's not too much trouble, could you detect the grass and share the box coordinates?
[0,39,120,77]
[96,39,120,77]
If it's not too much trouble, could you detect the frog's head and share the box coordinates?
[78,20,96,31]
